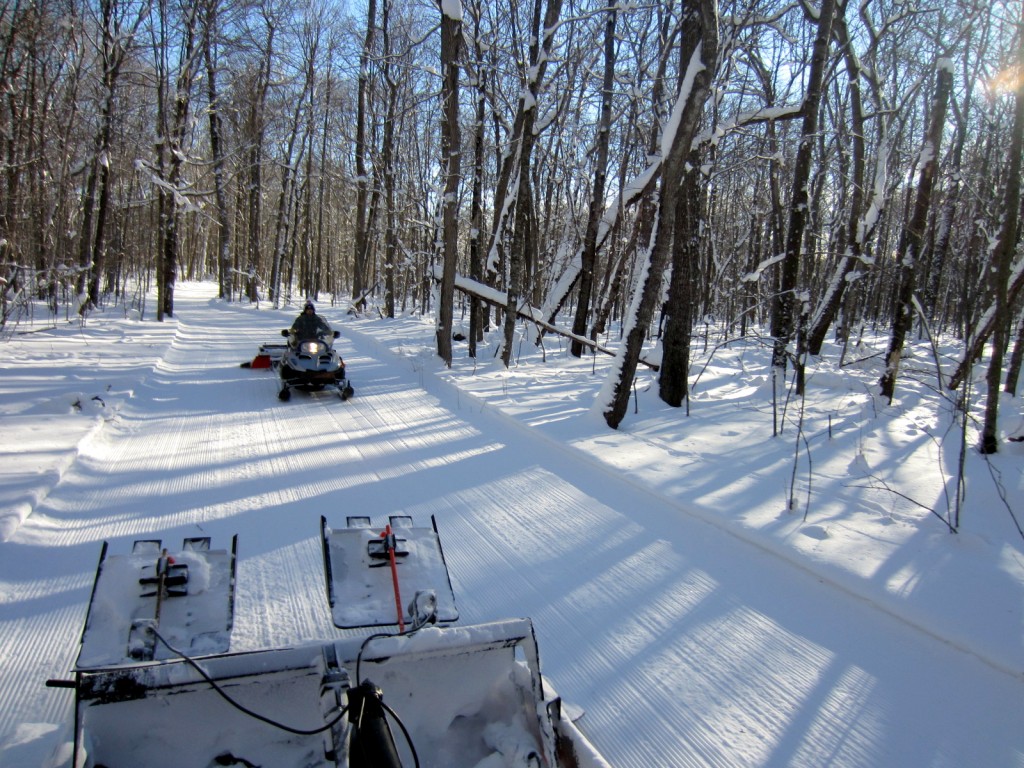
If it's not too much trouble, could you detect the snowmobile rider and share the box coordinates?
[290,300,332,342]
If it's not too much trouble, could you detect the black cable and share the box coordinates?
[378,698,421,768]
[153,625,420,766]
[355,630,398,685]
[151,626,348,736]
[354,608,434,683]
[354,629,423,768]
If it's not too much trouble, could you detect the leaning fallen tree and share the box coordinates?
[432,266,659,370]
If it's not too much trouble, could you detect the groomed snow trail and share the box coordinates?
[1,283,1022,767]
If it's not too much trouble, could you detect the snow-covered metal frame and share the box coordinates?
[75,535,238,669]
[319,514,459,629]
[66,618,610,768]
[71,642,346,768]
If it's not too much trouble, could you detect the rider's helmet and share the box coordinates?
[304,300,315,313]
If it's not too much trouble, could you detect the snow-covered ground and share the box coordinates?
[1,281,1022,767]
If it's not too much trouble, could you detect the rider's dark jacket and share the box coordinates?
[290,312,331,339]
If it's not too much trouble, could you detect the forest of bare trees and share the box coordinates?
[2,0,1023,439]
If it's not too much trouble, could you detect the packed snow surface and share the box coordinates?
[1,281,1023,767]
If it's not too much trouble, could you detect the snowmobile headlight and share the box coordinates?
[299,340,322,355]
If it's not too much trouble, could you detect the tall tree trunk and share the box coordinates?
[80,0,142,311]
[569,5,617,357]
[298,92,316,299]
[243,19,274,303]
[382,0,397,318]
[805,6,886,354]
[591,96,661,344]
[436,0,462,366]
[85,118,112,311]
[770,0,836,374]
[498,0,563,367]
[980,14,1024,452]
[603,0,719,428]
[949,104,1000,356]
[923,61,972,326]
[353,0,377,310]
[267,119,299,306]
[312,71,333,300]
[467,10,486,357]
[659,149,701,406]
[77,148,99,305]
[84,46,116,311]
[269,25,316,306]
[878,63,953,403]
[155,0,198,321]
[202,0,231,301]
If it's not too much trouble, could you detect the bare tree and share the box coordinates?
[482,0,564,367]
[568,4,617,358]
[770,0,837,381]
[352,0,377,310]
[268,14,319,307]
[151,0,200,320]
[979,6,1024,453]
[380,0,398,318]
[238,7,276,303]
[879,62,953,403]
[602,0,719,429]
[465,0,488,357]
[659,149,702,407]
[436,0,462,365]
[78,0,147,313]
[200,0,232,300]
[804,1,889,355]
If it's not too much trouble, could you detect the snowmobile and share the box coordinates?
[277,329,354,402]
[48,518,610,768]
[242,329,354,402]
